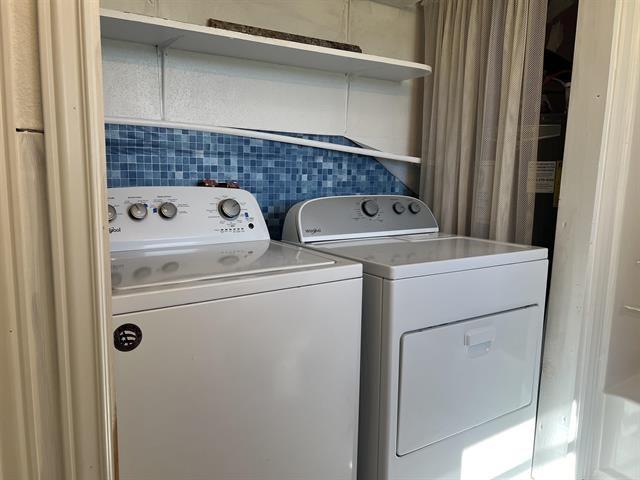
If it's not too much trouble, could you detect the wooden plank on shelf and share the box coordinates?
[206,18,363,53]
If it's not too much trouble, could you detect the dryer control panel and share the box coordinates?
[282,195,439,243]
[107,187,269,251]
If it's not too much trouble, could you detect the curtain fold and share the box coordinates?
[420,0,547,244]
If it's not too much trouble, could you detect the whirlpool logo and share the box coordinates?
[109,226,121,234]
[304,227,322,234]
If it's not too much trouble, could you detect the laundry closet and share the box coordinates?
[100,2,431,479]
[97,1,640,479]
[100,1,427,238]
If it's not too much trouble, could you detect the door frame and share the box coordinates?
[3,1,639,479]
[0,0,114,478]
[533,1,640,479]
[37,0,115,477]
[572,0,640,476]
[0,2,33,477]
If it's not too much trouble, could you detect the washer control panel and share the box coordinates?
[282,195,439,243]
[107,187,269,251]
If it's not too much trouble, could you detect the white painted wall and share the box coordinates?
[102,38,348,135]
[100,0,424,188]
[158,0,351,46]
[164,49,347,134]
[6,0,42,130]
[102,40,162,120]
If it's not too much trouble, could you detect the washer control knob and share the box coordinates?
[361,199,380,217]
[392,202,406,214]
[409,202,422,214]
[159,202,178,219]
[128,202,148,220]
[107,204,117,222]
[161,261,179,273]
[218,198,241,220]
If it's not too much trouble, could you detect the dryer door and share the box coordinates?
[396,306,542,456]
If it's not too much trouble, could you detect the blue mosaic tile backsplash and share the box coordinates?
[105,123,413,238]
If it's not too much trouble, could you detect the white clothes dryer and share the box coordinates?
[108,186,362,480]
[283,194,548,480]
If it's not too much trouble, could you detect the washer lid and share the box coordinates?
[111,240,337,291]
[314,234,548,279]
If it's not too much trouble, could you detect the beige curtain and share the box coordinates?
[420,0,547,244]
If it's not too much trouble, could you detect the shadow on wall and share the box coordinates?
[105,124,412,238]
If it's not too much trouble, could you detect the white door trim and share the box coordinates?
[36,0,115,478]
[573,0,640,477]
[533,1,640,479]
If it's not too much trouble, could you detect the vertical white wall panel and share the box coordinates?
[346,77,421,156]
[102,39,162,120]
[349,0,423,62]
[346,76,422,190]
[164,49,347,135]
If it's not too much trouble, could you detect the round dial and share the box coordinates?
[107,204,117,222]
[111,272,122,287]
[161,261,179,273]
[409,202,422,214]
[133,266,152,280]
[218,198,241,220]
[392,202,406,214]
[159,202,178,219]
[361,199,380,217]
[128,202,148,220]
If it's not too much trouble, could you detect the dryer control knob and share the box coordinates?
[128,202,148,220]
[392,202,406,214]
[409,202,422,214]
[362,200,379,217]
[219,198,241,220]
[159,202,178,219]
[108,204,117,222]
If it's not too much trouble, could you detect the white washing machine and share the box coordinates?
[108,186,362,480]
[283,195,548,480]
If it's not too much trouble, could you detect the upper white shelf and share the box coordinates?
[100,9,432,82]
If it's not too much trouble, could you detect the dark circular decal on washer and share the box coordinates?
[114,323,143,352]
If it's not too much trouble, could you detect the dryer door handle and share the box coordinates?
[464,327,496,347]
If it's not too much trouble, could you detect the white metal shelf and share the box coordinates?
[105,117,422,164]
[100,9,432,82]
